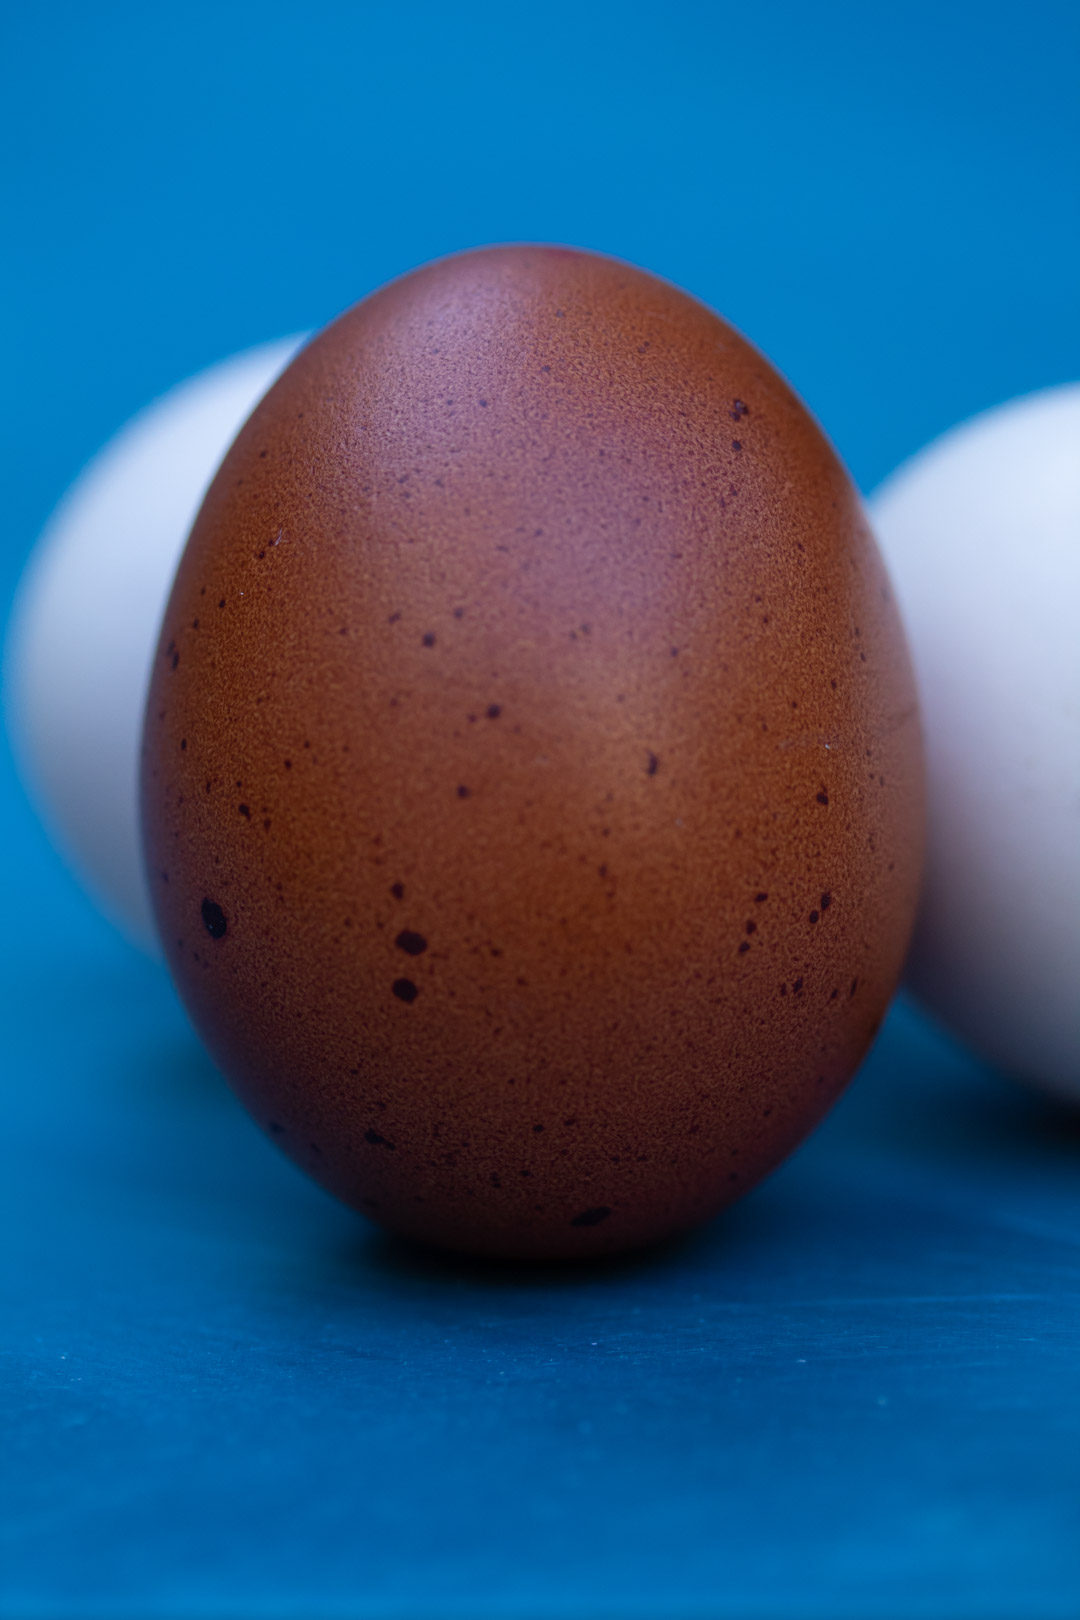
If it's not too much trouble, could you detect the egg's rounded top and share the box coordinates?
[142,245,922,1258]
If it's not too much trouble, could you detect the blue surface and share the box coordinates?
[5,922,1080,1617]
[3,3,1080,1615]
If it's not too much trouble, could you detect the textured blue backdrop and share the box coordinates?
[3,3,1079,1616]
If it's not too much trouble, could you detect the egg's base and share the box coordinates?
[253,1084,842,1264]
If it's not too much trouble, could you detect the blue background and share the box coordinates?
[2,3,1079,1615]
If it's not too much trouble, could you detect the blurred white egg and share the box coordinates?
[870,384,1080,1102]
[5,337,306,951]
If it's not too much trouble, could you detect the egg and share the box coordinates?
[142,246,923,1258]
[870,384,1080,1102]
[6,338,306,949]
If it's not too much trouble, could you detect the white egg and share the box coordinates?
[870,384,1080,1102]
[5,337,306,951]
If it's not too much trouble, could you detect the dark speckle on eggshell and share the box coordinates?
[141,245,923,1261]
[200,899,227,940]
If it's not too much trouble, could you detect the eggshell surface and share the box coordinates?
[870,384,1080,1102]
[6,337,305,949]
[142,247,923,1258]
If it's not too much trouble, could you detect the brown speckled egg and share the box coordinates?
[141,246,923,1259]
